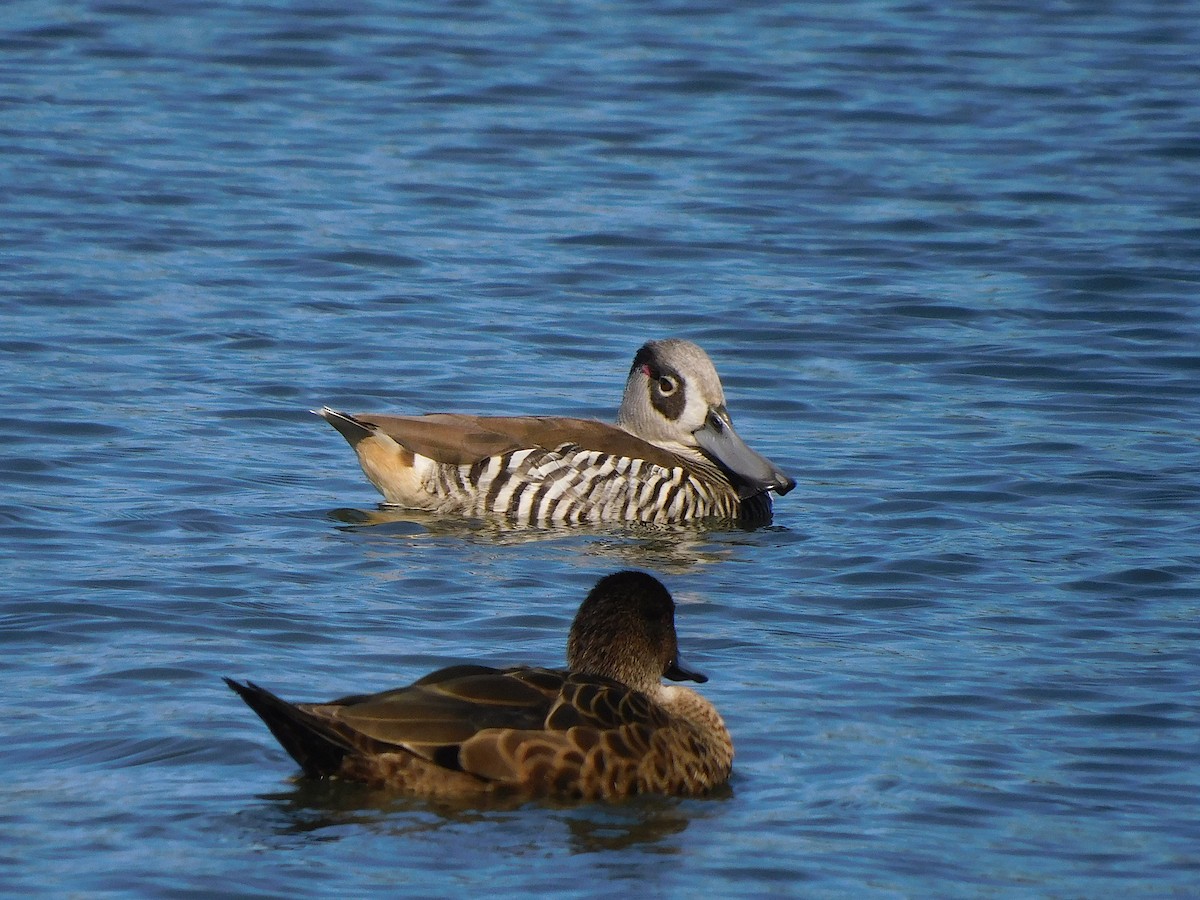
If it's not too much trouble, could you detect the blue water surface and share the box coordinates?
[1,1,1198,896]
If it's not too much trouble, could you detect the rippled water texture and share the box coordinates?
[2,1,1198,896]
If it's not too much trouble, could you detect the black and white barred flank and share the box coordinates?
[427,445,748,525]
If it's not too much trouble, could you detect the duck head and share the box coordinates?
[616,339,795,499]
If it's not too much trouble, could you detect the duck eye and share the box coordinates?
[707,412,725,433]
[657,375,678,395]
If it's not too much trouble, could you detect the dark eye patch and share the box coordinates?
[631,345,686,421]
[650,367,685,421]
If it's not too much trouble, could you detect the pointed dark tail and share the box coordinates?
[223,678,348,778]
[313,407,376,447]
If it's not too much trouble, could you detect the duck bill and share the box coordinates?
[694,410,796,498]
[664,653,708,684]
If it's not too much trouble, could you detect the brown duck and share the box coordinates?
[225,571,733,801]
[316,338,794,526]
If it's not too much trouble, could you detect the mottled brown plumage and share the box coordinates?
[225,571,733,802]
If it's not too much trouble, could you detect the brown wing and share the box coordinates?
[309,666,563,766]
[455,674,668,798]
[354,413,687,470]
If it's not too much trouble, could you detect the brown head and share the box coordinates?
[566,570,707,694]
